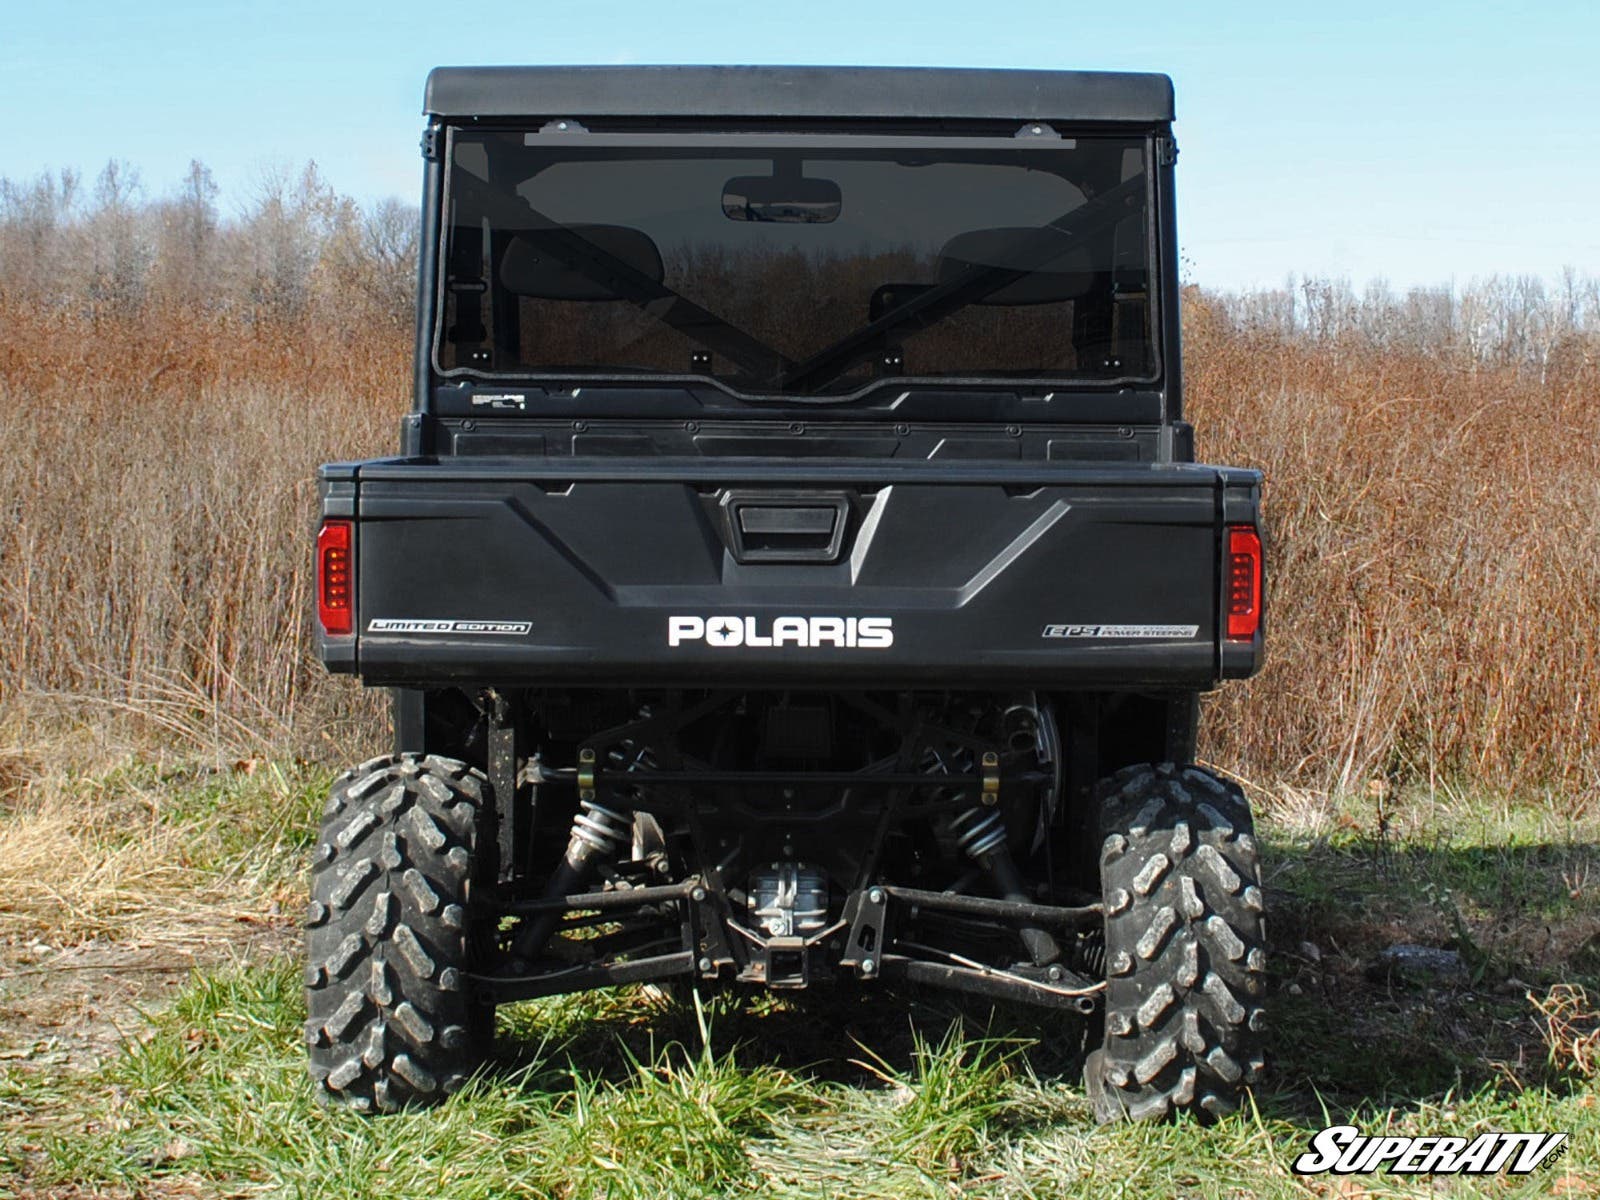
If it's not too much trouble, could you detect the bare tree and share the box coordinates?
[0,169,80,303]
[150,160,220,310]
[235,161,349,319]
[84,160,152,314]
[312,195,417,333]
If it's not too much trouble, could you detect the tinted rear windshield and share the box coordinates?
[435,130,1156,398]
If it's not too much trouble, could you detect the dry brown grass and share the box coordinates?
[0,790,241,946]
[0,300,399,758]
[0,793,284,953]
[1532,983,1600,1078]
[1188,289,1600,798]
[1,290,1597,796]
[0,743,318,949]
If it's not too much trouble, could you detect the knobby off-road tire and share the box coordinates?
[1086,763,1266,1123]
[305,753,492,1111]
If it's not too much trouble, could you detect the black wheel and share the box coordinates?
[304,753,493,1110]
[1085,763,1266,1122]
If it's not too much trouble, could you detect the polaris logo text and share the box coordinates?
[1291,1126,1568,1177]
[367,619,532,636]
[669,616,893,649]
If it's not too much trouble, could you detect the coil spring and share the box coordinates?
[1073,931,1106,978]
[569,796,632,856]
[951,805,1008,860]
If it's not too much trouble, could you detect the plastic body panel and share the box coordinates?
[424,66,1174,123]
[318,458,1262,689]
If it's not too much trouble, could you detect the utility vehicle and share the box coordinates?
[305,65,1267,1122]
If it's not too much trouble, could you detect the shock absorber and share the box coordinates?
[510,753,633,963]
[568,795,633,861]
[951,804,1062,967]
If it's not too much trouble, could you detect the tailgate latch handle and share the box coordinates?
[721,491,851,563]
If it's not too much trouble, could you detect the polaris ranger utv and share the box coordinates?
[306,65,1267,1122]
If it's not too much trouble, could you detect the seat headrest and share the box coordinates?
[499,224,665,300]
[936,226,1099,305]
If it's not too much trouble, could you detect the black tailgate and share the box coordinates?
[319,458,1262,689]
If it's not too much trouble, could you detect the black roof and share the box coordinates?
[424,66,1173,124]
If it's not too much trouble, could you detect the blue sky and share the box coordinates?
[4,0,1594,290]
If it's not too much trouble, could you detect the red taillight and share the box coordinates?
[317,520,353,635]
[1226,525,1263,641]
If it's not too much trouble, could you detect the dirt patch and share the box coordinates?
[0,925,298,1074]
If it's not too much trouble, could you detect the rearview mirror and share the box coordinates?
[722,175,841,224]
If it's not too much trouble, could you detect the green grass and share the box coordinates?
[9,961,1593,1199]
[95,756,329,870]
[3,769,1599,1198]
